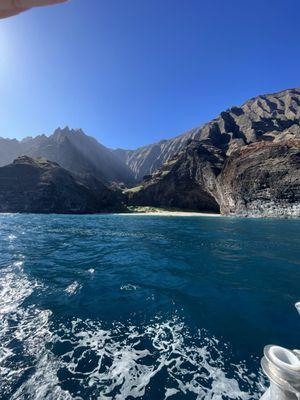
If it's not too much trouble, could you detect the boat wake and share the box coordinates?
[51,317,266,400]
[0,264,266,399]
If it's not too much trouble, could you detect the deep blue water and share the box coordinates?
[0,214,299,399]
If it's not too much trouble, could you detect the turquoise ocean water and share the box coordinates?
[0,214,299,399]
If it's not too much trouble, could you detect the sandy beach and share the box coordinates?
[118,211,220,217]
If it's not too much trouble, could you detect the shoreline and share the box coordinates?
[117,211,221,217]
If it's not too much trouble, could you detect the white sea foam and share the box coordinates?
[7,234,17,241]
[0,265,73,400]
[0,264,265,399]
[165,388,180,398]
[120,283,140,291]
[0,264,33,315]
[50,318,266,399]
[65,281,81,295]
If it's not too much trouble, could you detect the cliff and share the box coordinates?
[127,138,300,217]
[1,87,300,217]
[219,140,300,217]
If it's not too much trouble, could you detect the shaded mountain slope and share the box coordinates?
[0,127,135,185]
[0,156,125,214]
[127,140,224,212]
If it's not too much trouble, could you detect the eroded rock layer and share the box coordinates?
[218,140,300,217]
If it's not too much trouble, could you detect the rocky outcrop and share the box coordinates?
[116,87,300,181]
[0,156,125,214]
[218,140,300,217]
[0,127,135,185]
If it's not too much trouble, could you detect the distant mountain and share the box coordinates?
[116,87,300,181]
[0,156,125,214]
[0,127,135,185]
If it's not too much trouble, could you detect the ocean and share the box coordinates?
[0,214,299,399]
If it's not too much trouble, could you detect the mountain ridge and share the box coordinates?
[117,87,300,180]
[3,87,300,184]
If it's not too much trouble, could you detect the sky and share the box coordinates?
[0,0,299,149]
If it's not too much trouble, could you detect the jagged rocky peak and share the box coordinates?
[51,126,87,142]
[21,134,48,144]
[242,88,300,119]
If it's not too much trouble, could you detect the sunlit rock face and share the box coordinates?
[218,140,300,217]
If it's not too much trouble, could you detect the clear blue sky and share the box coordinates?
[0,0,299,149]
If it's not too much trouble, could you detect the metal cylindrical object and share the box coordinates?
[261,386,297,400]
[260,303,300,400]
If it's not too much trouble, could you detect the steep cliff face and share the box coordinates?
[0,156,125,214]
[127,140,224,212]
[218,140,300,217]
[118,87,300,181]
[0,127,135,185]
[128,137,300,217]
